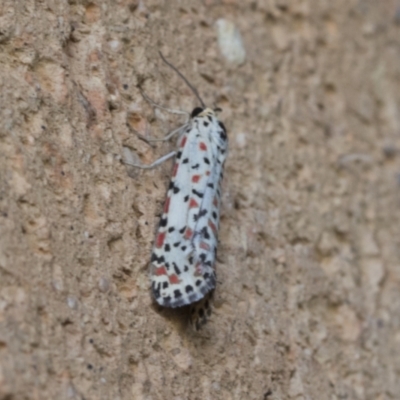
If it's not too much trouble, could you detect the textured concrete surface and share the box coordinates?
[1,1,400,399]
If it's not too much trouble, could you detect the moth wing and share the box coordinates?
[150,126,215,307]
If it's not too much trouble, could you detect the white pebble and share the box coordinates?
[67,296,78,310]
[235,132,247,148]
[122,146,138,166]
[216,19,246,66]
[108,40,121,51]
[98,277,110,293]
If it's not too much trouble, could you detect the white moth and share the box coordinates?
[126,53,228,329]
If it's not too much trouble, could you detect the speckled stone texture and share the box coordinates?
[1,1,400,399]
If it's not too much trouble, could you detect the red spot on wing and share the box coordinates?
[192,174,201,183]
[208,220,217,235]
[200,241,210,251]
[155,266,167,276]
[184,228,193,240]
[155,232,166,248]
[169,274,181,284]
[172,164,179,177]
[189,198,199,209]
[180,136,187,147]
[199,142,207,151]
[163,197,171,213]
[213,196,218,207]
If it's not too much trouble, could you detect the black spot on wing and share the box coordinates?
[201,227,210,240]
[174,289,182,298]
[151,253,165,264]
[198,209,207,218]
[159,217,168,227]
[186,285,194,293]
[173,263,181,275]
[152,281,161,299]
[219,131,227,141]
[192,189,204,198]
[218,121,227,134]
[218,121,227,140]
[194,209,207,222]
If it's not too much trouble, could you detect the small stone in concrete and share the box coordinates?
[215,19,246,66]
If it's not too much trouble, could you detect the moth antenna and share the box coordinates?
[159,51,206,109]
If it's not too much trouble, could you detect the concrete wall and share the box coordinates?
[1,1,400,398]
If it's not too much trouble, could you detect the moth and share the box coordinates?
[127,53,228,329]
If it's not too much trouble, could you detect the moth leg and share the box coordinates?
[139,88,190,121]
[146,125,186,143]
[138,88,190,142]
[124,151,176,170]
[131,125,184,146]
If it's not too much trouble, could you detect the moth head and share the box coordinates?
[191,107,204,118]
